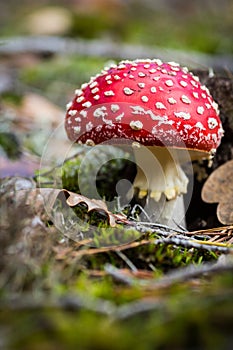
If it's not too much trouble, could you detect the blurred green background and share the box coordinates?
[0,0,232,54]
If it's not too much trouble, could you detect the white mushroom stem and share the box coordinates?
[132,146,189,227]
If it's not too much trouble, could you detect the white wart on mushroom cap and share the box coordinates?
[65,59,224,200]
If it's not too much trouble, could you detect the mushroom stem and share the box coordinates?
[132,146,189,227]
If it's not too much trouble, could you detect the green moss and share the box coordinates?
[61,146,135,203]
[0,131,21,159]
[1,276,233,350]
[20,56,107,106]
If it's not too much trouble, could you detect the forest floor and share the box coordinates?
[1,2,233,348]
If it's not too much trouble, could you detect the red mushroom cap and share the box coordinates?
[65,59,223,153]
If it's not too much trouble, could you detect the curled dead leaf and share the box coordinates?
[63,189,127,227]
[201,160,233,224]
[23,188,128,228]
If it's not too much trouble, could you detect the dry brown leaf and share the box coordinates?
[20,93,65,128]
[217,201,233,226]
[201,160,233,224]
[63,189,128,227]
[14,187,128,228]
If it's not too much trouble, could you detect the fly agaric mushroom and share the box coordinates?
[65,59,224,226]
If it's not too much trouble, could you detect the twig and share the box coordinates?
[105,258,233,291]
[115,300,164,320]
[147,259,233,289]
[155,237,233,253]
[115,251,138,272]
[104,263,141,286]
[0,294,115,316]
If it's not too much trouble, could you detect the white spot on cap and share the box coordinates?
[107,80,113,85]
[131,67,137,71]
[118,64,126,69]
[130,120,143,130]
[179,81,188,87]
[212,101,219,114]
[93,95,100,100]
[91,87,99,94]
[170,66,180,72]
[182,67,189,74]
[94,106,107,118]
[86,139,95,146]
[66,101,72,110]
[75,117,81,122]
[130,105,147,115]
[149,68,156,73]
[154,59,163,65]
[208,117,218,129]
[81,83,88,89]
[195,122,206,130]
[86,122,93,132]
[73,126,81,134]
[197,106,205,115]
[105,75,111,80]
[193,92,199,99]
[68,110,77,116]
[138,72,146,77]
[141,95,149,102]
[153,76,160,81]
[212,134,217,143]
[111,104,120,113]
[168,61,180,67]
[82,101,92,108]
[77,96,84,103]
[123,87,134,95]
[138,82,145,88]
[89,81,98,89]
[80,110,87,118]
[165,80,173,87]
[75,89,83,96]
[201,93,207,98]
[129,75,135,79]
[205,103,211,109]
[192,75,200,82]
[174,111,191,120]
[181,95,191,104]
[167,97,177,105]
[155,102,166,110]
[144,64,150,69]
[115,112,124,121]
[104,90,115,96]
[150,87,156,93]
[114,75,121,80]
[191,80,198,88]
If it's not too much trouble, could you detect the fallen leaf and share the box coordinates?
[201,160,233,224]
[63,189,128,227]
[13,187,128,228]
[20,93,65,128]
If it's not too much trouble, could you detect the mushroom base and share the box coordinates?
[130,146,190,227]
[132,146,189,201]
